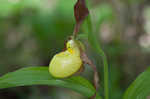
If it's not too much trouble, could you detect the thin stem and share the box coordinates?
[98,49,109,99]
[73,22,81,39]
[85,15,109,99]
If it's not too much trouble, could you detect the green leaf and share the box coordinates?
[0,67,101,98]
[123,67,150,99]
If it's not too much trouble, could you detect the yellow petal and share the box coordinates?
[49,51,82,78]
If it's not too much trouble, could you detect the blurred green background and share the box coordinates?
[0,0,150,99]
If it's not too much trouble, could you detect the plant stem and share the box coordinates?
[98,49,109,99]
[73,23,81,39]
[86,16,109,99]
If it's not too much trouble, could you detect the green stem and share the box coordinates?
[98,48,109,99]
[85,15,109,99]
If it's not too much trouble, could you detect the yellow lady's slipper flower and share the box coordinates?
[49,39,82,78]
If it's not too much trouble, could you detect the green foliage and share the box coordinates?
[0,0,150,99]
[0,67,102,98]
[123,67,150,99]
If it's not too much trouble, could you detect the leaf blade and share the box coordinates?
[0,67,96,98]
[123,67,150,99]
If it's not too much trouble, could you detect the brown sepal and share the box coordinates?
[73,0,89,37]
[74,0,89,23]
